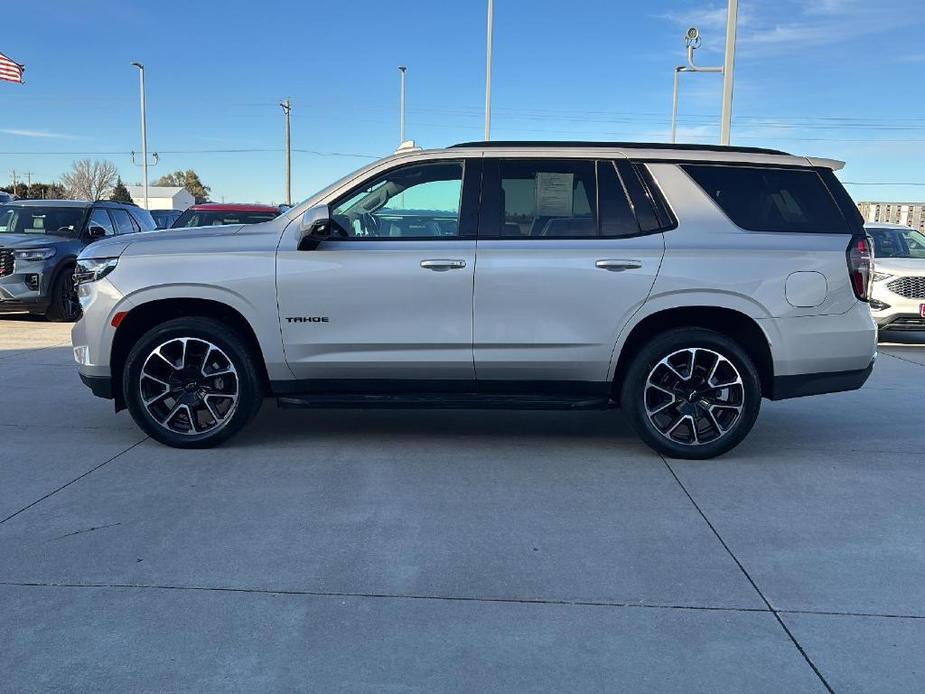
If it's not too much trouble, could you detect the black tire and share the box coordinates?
[123,317,264,448]
[44,267,81,322]
[620,328,761,460]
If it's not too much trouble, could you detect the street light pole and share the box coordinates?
[719,0,738,145]
[484,0,494,141]
[130,62,148,209]
[398,65,407,144]
[280,98,292,206]
[670,28,722,144]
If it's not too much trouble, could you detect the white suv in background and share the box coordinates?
[71,141,877,459]
[866,223,925,333]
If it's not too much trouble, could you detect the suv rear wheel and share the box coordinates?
[123,317,264,448]
[621,328,761,460]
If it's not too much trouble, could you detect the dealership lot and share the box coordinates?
[1,315,924,692]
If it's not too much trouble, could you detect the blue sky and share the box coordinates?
[2,0,924,205]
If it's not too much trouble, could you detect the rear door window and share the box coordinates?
[109,208,137,235]
[683,164,850,234]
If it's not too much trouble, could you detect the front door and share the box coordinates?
[277,158,480,386]
[473,157,666,388]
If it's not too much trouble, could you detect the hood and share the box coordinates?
[0,232,75,247]
[875,257,925,275]
[78,224,245,260]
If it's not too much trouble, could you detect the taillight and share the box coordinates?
[846,235,873,302]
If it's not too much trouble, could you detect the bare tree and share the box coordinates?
[60,159,119,200]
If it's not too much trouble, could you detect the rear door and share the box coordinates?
[472,157,667,387]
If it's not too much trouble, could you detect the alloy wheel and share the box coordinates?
[139,337,239,436]
[644,347,745,446]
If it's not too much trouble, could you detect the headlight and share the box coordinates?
[872,271,892,282]
[14,247,56,262]
[74,257,119,285]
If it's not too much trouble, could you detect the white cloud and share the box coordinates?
[0,128,77,139]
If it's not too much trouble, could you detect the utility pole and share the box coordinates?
[398,65,407,144]
[719,0,738,145]
[131,62,149,209]
[280,98,292,206]
[10,170,16,190]
[23,171,33,188]
[484,0,494,140]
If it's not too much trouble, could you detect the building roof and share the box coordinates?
[125,186,188,197]
[187,203,279,212]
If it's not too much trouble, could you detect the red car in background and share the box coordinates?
[170,203,280,229]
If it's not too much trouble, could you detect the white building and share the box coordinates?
[125,186,194,211]
[858,201,925,231]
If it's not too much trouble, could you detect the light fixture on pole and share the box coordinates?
[398,65,407,144]
[669,26,722,144]
[130,62,149,209]
[484,0,494,141]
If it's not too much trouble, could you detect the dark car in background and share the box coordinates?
[170,203,280,228]
[150,209,183,229]
[0,200,155,321]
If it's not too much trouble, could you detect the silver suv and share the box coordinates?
[72,141,877,458]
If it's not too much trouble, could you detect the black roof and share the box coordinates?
[449,141,790,156]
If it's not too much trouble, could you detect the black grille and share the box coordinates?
[887,276,925,299]
[883,316,925,331]
[0,249,12,277]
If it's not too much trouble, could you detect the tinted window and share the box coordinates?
[496,159,595,237]
[0,206,85,235]
[331,161,463,238]
[172,210,279,228]
[129,207,157,231]
[684,164,850,233]
[868,227,925,259]
[110,208,137,235]
[597,161,641,237]
[89,208,116,237]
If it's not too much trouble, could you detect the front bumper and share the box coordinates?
[0,297,50,313]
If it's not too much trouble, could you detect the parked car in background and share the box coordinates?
[0,200,155,321]
[0,191,15,204]
[73,141,876,458]
[866,223,925,333]
[150,209,183,229]
[170,203,280,228]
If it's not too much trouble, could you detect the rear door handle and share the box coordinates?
[421,259,467,271]
[595,259,642,272]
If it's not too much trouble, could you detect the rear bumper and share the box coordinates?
[79,372,113,399]
[769,361,874,400]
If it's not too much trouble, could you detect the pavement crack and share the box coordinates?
[50,522,122,541]
[0,438,148,526]
[659,454,836,694]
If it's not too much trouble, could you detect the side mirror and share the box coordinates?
[87,225,108,240]
[297,204,332,250]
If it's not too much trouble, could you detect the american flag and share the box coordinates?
[0,52,25,84]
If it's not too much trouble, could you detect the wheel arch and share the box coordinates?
[110,297,270,411]
[611,305,774,401]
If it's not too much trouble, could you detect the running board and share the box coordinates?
[277,393,613,410]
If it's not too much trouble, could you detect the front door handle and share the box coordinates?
[421,259,467,271]
[595,259,642,272]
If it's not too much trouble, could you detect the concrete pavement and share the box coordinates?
[1,314,923,692]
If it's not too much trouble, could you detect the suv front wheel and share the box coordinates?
[621,328,761,460]
[123,317,264,448]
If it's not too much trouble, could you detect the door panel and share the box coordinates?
[473,158,665,384]
[276,159,479,383]
[473,236,664,382]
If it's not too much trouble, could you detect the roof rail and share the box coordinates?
[449,140,790,156]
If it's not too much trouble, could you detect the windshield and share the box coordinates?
[171,210,278,228]
[0,206,86,235]
[869,227,925,259]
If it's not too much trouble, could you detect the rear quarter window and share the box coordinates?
[683,164,851,234]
